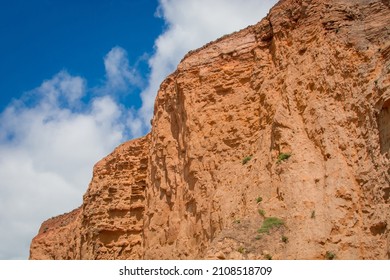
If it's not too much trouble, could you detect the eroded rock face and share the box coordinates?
[30,0,390,260]
[30,137,149,260]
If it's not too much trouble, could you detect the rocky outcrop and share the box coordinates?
[30,0,390,260]
[30,137,149,259]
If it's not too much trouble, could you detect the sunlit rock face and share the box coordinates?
[30,0,390,260]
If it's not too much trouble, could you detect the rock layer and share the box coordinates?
[30,0,390,260]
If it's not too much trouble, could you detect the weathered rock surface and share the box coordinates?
[30,0,390,260]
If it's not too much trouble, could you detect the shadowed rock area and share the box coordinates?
[30,0,390,260]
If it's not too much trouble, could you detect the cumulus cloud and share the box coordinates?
[137,0,277,131]
[100,46,143,95]
[0,70,128,259]
[36,70,86,106]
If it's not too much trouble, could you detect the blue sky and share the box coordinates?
[0,0,162,111]
[0,0,277,259]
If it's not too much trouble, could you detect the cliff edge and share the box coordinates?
[30,0,390,260]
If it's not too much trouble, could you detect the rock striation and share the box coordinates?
[30,0,390,260]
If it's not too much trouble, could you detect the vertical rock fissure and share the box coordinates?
[378,99,390,155]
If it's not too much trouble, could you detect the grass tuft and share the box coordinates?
[277,153,291,164]
[242,156,252,165]
[258,209,266,217]
[325,251,336,260]
[258,217,284,234]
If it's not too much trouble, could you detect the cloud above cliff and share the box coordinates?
[0,70,127,259]
[100,46,143,95]
[0,47,141,259]
[0,0,276,259]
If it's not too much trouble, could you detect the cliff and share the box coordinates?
[30,0,390,260]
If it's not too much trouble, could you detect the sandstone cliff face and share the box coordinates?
[30,137,149,259]
[30,0,390,260]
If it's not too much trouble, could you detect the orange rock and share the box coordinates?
[30,0,390,260]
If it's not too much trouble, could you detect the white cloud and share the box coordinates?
[36,70,85,107]
[126,109,144,139]
[101,46,142,94]
[0,71,127,259]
